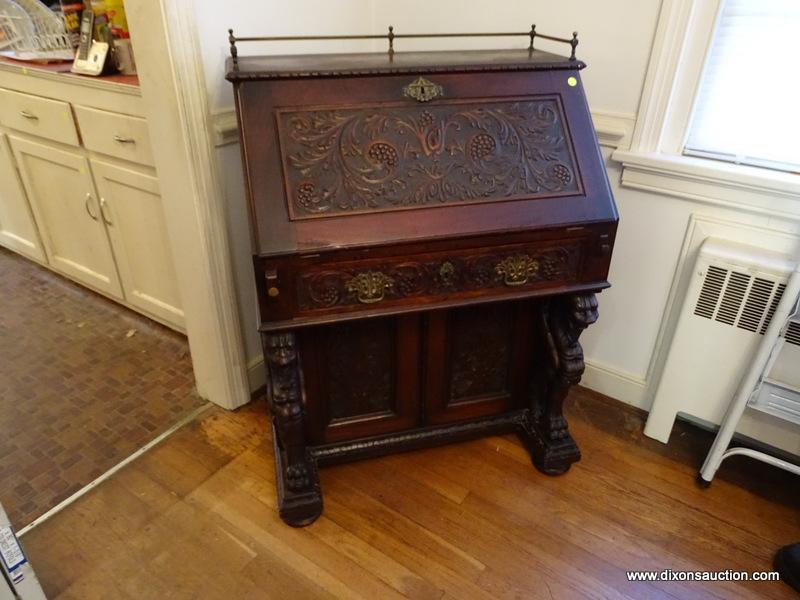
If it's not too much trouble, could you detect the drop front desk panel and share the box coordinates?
[227,48,617,526]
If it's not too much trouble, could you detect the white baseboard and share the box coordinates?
[581,359,648,410]
[247,355,266,393]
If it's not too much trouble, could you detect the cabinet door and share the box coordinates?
[299,314,421,444]
[90,159,184,329]
[0,133,45,262]
[424,301,533,425]
[9,136,122,298]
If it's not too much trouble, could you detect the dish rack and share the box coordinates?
[0,0,74,61]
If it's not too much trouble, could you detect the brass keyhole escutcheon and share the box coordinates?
[403,77,444,102]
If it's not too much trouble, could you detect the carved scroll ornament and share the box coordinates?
[278,97,581,218]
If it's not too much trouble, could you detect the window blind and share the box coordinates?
[684,0,800,173]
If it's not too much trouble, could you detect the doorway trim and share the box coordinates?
[125,0,250,409]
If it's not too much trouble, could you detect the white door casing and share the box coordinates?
[125,0,250,408]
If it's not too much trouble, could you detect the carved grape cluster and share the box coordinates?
[418,110,435,127]
[549,163,573,185]
[367,142,399,168]
[469,133,497,161]
[295,181,324,211]
[395,275,419,295]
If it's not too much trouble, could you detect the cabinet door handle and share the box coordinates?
[84,193,98,221]
[113,135,135,144]
[20,110,38,120]
[99,198,113,225]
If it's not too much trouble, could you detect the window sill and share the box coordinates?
[611,149,800,221]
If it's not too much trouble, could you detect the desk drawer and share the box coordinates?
[258,235,597,325]
[74,106,154,166]
[0,89,79,146]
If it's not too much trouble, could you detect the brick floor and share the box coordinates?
[0,248,207,529]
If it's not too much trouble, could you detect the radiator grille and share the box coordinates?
[760,283,786,334]
[694,266,727,319]
[693,267,796,344]
[715,271,750,325]
[738,278,775,332]
[786,321,800,347]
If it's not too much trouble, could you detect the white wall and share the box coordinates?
[194,0,800,453]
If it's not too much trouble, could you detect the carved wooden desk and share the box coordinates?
[227,32,617,526]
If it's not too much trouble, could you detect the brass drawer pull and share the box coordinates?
[113,135,136,144]
[19,110,38,120]
[495,254,540,286]
[403,76,444,102]
[345,271,394,304]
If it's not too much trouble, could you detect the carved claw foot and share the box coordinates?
[271,426,322,527]
[518,412,581,476]
[286,463,311,492]
[531,433,581,475]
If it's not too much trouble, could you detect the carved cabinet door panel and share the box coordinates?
[300,314,421,444]
[424,300,534,425]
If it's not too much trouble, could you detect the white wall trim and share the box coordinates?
[247,354,266,393]
[628,0,722,154]
[582,360,647,409]
[613,150,800,222]
[126,0,251,409]
[591,110,636,150]
[213,110,240,147]
[630,0,697,153]
[211,108,636,150]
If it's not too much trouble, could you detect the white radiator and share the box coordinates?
[644,237,800,442]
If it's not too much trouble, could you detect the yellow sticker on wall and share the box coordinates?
[567,76,577,87]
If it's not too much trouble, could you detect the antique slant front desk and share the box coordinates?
[226,26,617,526]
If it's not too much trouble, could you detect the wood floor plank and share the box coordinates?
[471,435,794,600]
[19,389,799,600]
[338,459,641,600]
[185,450,407,599]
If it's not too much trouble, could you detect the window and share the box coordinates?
[684,0,800,173]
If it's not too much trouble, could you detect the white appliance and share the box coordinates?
[645,237,800,443]
[0,503,45,600]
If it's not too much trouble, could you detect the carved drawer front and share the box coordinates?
[276,95,582,220]
[294,240,583,315]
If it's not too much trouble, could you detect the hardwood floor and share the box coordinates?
[21,387,800,599]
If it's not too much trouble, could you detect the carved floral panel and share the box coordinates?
[276,97,582,219]
[324,319,395,421]
[448,304,512,402]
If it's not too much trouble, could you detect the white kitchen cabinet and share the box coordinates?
[9,136,123,300]
[91,159,184,328]
[0,61,184,332]
[0,133,45,262]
